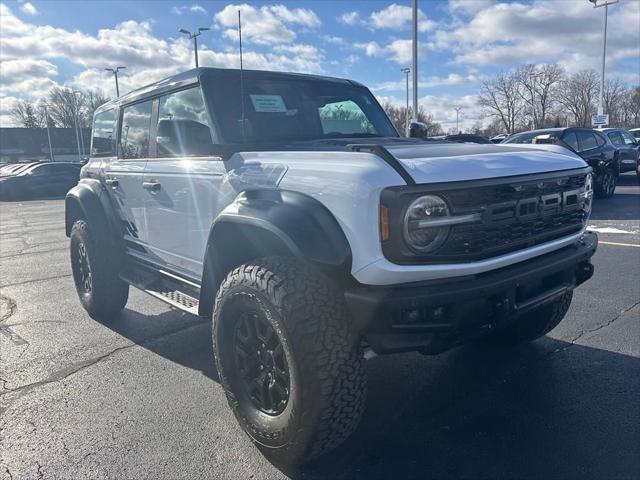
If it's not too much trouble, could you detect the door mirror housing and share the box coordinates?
[409,121,428,138]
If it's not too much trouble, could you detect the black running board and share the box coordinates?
[120,261,201,315]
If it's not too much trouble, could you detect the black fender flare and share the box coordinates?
[198,189,352,317]
[65,179,122,249]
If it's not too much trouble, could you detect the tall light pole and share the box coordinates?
[180,27,210,68]
[411,0,418,122]
[401,67,411,136]
[42,104,54,162]
[454,107,462,133]
[105,66,125,97]
[588,0,618,118]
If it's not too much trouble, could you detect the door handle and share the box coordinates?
[142,181,161,192]
[105,178,119,188]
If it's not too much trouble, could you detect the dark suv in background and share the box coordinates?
[601,128,639,173]
[503,127,620,198]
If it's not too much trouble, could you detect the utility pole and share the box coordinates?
[411,0,418,123]
[401,68,411,136]
[454,107,462,133]
[42,104,54,162]
[180,27,210,68]
[588,0,618,118]
[105,66,125,97]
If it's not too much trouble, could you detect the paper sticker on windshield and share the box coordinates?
[250,94,287,113]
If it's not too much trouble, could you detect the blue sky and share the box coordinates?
[1,0,639,129]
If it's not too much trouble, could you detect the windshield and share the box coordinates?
[503,130,561,144]
[205,73,398,144]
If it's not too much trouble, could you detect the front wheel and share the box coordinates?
[70,220,129,319]
[595,167,617,198]
[482,292,573,347]
[213,257,366,465]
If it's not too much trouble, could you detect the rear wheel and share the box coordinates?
[70,220,129,319]
[482,292,573,347]
[213,257,366,465]
[595,167,617,198]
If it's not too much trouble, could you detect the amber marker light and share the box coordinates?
[380,205,390,242]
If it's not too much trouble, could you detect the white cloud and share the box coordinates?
[171,4,207,15]
[448,0,494,15]
[373,73,483,92]
[215,4,320,45]
[19,1,37,15]
[355,39,430,65]
[0,95,22,126]
[338,11,360,26]
[369,3,435,32]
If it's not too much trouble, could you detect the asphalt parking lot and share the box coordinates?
[1,174,639,480]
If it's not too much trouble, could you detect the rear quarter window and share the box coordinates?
[91,109,117,157]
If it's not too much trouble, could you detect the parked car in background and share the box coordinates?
[600,128,639,173]
[490,133,510,143]
[503,127,619,198]
[628,128,640,140]
[0,162,41,177]
[428,133,492,144]
[0,162,81,200]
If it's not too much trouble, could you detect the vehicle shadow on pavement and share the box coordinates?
[96,307,219,382]
[293,338,640,480]
[92,308,639,480]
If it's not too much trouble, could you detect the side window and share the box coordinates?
[576,131,598,151]
[318,100,374,135]
[607,132,624,146]
[562,131,579,151]
[30,165,52,176]
[156,87,213,157]
[621,131,637,145]
[91,109,116,157]
[594,132,606,147]
[120,101,153,159]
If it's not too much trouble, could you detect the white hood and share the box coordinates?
[385,143,587,184]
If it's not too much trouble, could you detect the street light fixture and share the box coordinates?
[588,0,619,119]
[105,66,126,97]
[180,27,210,68]
[401,67,411,137]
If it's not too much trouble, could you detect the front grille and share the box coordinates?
[432,174,587,262]
[381,171,589,264]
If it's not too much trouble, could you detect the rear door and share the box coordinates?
[142,85,227,278]
[105,99,154,251]
[575,129,605,167]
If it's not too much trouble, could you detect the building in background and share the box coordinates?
[0,128,91,164]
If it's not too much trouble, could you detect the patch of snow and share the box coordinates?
[587,226,638,235]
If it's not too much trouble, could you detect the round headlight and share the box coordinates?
[403,195,450,252]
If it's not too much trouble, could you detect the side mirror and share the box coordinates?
[409,121,428,138]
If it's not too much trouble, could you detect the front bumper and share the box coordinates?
[345,231,598,354]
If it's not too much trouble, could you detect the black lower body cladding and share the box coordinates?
[345,231,598,354]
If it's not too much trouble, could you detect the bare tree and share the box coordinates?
[603,78,627,127]
[555,70,599,127]
[478,72,525,133]
[620,86,640,128]
[10,99,45,128]
[516,64,564,129]
[45,87,85,128]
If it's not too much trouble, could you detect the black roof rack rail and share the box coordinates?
[346,144,415,186]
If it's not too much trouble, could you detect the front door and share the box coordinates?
[142,86,228,279]
[105,99,154,252]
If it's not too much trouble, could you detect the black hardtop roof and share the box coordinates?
[96,67,362,114]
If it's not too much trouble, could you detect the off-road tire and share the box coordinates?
[483,291,573,347]
[212,256,366,465]
[70,220,129,319]
[594,167,617,198]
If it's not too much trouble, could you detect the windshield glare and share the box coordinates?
[205,75,398,143]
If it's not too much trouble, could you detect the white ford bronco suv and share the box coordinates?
[66,68,597,464]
